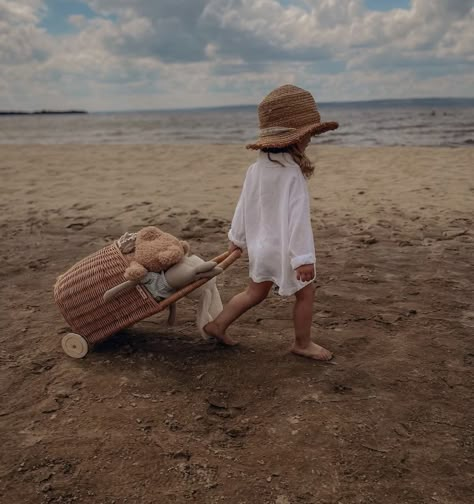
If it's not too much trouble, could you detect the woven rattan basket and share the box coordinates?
[54,242,240,358]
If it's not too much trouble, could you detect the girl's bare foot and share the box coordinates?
[203,321,238,346]
[291,342,333,361]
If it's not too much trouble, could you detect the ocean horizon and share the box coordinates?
[1,97,473,147]
[91,96,474,114]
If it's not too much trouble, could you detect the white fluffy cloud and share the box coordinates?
[0,0,52,65]
[0,0,472,110]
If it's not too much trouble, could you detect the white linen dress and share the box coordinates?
[228,151,316,296]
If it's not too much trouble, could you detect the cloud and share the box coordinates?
[85,0,209,62]
[0,0,52,65]
[198,0,333,63]
[345,0,474,80]
[0,0,472,110]
[68,14,87,28]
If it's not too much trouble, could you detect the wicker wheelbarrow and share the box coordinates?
[54,242,241,358]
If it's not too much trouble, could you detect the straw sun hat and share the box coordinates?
[246,84,338,150]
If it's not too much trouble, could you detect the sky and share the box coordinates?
[0,0,473,111]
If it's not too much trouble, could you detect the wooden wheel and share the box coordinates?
[61,333,89,358]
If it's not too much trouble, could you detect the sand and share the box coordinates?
[0,145,473,503]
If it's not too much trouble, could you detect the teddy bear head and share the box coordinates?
[123,226,189,281]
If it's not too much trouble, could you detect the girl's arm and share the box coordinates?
[288,175,316,271]
[228,189,246,250]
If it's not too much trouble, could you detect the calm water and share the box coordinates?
[1,98,473,147]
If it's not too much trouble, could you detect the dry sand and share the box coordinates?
[1,145,473,503]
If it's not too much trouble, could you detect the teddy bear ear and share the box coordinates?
[180,241,190,255]
[140,226,162,241]
[124,261,148,281]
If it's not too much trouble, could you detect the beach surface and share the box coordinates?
[1,145,473,503]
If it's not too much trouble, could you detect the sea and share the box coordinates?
[1,98,473,147]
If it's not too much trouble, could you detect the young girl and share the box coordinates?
[204,84,339,360]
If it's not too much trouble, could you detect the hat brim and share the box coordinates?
[246,121,339,150]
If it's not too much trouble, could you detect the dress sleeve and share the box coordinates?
[228,188,247,249]
[288,175,316,270]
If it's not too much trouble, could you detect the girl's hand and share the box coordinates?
[228,241,242,253]
[296,264,315,282]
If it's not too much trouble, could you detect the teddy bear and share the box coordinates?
[103,227,223,333]
[120,226,190,282]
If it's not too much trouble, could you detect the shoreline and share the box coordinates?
[0,142,471,148]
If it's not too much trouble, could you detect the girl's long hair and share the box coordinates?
[262,143,315,179]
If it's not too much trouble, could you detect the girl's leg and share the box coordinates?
[291,284,333,360]
[204,280,273,345]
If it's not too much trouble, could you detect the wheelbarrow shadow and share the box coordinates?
[91,319,241,367]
